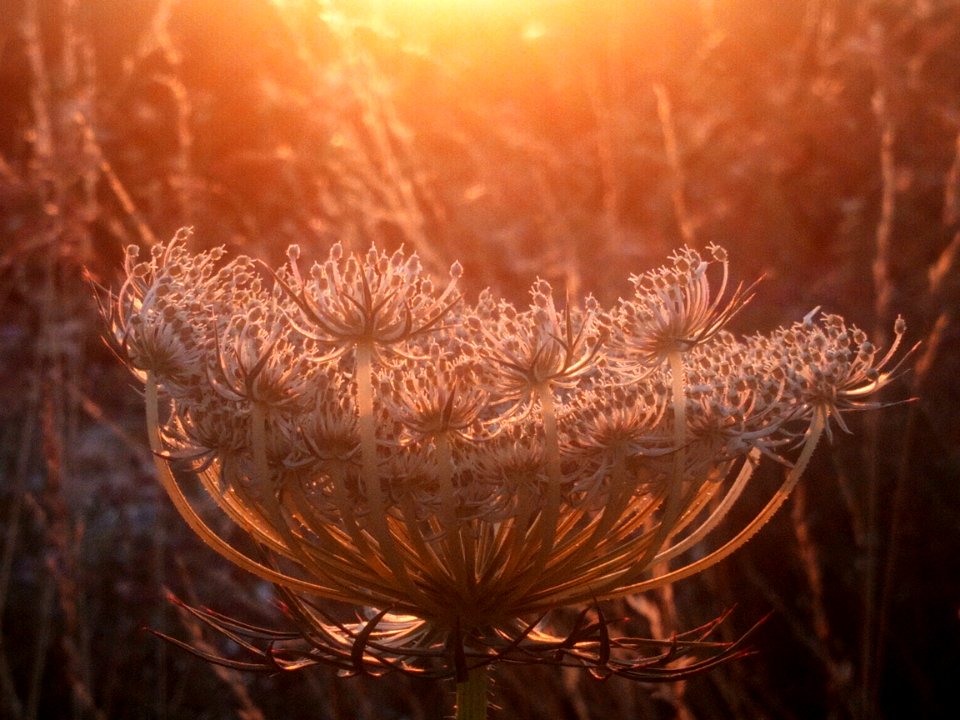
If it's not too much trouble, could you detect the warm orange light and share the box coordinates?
[340,0,556,45]
[270,0,558,51]
[373,0,538,16]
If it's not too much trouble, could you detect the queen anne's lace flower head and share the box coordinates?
[614,244,756,371]
[466,280,603,417]
[106,231,224,395]
[274,242,463,362]
[777,310,909,435]
[106,233,907,682]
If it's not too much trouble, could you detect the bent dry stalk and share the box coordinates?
[103,231,909,718]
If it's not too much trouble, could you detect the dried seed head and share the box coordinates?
[107,232,907,679]
[277,243,462,360]
[467,281,604,415]
[614,244,756,369]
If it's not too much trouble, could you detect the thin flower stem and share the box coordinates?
[637,350,688,571]
[249,405,297,547]
[455,666,488,720]
[354,342,380,504]
[436,434,468,590]
[354,343,415,594]
[144,372,357,602]
[328,460,374,556]
[249,404,270,493]
[667,349,688,515]
[250,404,326,578]
[435,434,459,530]
[588,444,629,544]
[534,384,561,575]
[608,408,827,598]
[655,448,760,565]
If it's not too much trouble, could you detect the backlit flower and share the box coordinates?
[274,243,463,361]
[614,244,757,371]
[106,234,905,691]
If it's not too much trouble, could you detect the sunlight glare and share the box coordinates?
[365,0,555,43]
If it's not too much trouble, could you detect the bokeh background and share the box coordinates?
[1,0,959,717]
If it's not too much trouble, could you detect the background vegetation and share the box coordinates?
[1,0,958,717]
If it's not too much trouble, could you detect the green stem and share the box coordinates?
[455,666,488,720]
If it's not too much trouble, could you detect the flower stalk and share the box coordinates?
[355,341,405,581]
[455,666,488,720]
[533,383,562,576]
